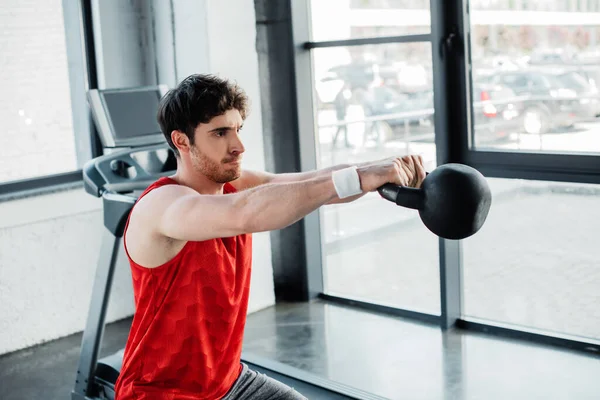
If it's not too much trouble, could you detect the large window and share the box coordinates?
[307,1,441,314]
[0,0,88,186]
[296,0,600,348]
[462,0,600,342]
[463,178,600,340]
[315,42,440,312]
[469,0,600,153]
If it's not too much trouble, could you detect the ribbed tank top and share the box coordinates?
[114,177,252,399]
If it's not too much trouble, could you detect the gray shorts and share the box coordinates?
[221,363,307,400]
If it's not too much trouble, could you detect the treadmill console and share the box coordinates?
[87,85,170,149]
[84,83,177,197]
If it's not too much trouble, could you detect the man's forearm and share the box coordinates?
[270,161,372,204]
[274,163,354,181]
[240,175,339,233]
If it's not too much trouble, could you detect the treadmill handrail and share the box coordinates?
[103,180,162,194]
[82,143,175,197]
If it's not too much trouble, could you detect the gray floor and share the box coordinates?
[0,316,131,400]
[2,301,600,400]
[244,301,600,400]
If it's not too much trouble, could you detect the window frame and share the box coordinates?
[291,0,600,355]
[0,0,100,198]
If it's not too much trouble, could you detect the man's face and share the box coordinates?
[189,109,245,183]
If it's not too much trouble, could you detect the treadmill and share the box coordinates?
[71,85,384,400]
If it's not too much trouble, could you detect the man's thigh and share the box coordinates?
[221,363,307,400]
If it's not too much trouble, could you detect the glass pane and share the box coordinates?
[0,0,77,183]
[469,1,600,153]
[313,42,440,314]
[310,0,431,42]
[463,178,600,340]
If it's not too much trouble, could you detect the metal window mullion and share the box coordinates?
[466,151,600,183]
[62,0,94,168]
[291,0,324,297]
[471,165,600,184]
[457,318,600,354]
[305,33,432,49]
[0,170,83,202]
[80,0,104,158]
[430,0,472,329]
[438,239,462,329]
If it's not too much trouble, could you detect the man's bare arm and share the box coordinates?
[233,163,369,204]
[134,157,417,243]
[232,154,425,204]
[147,175,340,243]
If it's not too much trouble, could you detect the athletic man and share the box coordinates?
[114,74,426,399]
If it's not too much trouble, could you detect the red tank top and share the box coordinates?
[114,177,252,400]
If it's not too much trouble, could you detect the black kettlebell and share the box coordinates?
[377,163,492,240]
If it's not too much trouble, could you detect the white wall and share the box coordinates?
[0,0,274,355]
[162,0,275,313]
[204,0,275,312]
[0,192,137,354]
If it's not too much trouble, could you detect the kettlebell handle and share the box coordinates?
[377,184,424,210]
[377,172,428,210]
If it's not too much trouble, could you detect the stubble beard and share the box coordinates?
[191,147,241,184]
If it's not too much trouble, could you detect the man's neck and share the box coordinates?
[170,167,225,195]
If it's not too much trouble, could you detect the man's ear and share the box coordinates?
[171,130,190,154]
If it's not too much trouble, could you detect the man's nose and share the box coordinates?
[230,133,245,155]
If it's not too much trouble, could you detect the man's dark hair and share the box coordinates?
[157,74,249,155]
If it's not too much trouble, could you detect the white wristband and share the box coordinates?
[332,166,362,199]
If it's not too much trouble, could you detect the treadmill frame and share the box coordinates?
[71,195,134,399]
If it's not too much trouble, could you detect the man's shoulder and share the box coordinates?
[133,183,195,218]
[144,180,195,199]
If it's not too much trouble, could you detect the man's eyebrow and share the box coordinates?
[208,126,233,132]
[208,124,243,133]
